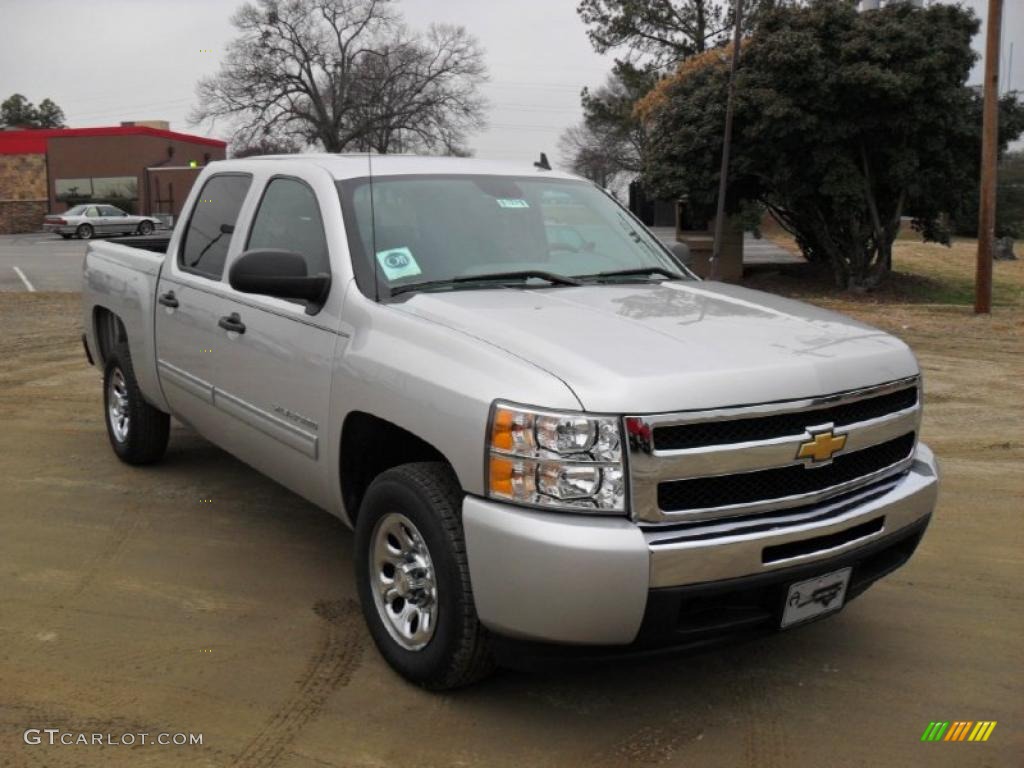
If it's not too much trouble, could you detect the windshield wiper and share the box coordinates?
[580,267,686,282]
[389,270,581,297]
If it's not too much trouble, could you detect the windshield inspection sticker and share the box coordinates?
[496,198,530,209]
[376,247,422,281]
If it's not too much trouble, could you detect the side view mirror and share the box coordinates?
[228,249,331,315]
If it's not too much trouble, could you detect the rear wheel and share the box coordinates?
[137,220,154,235]
[354,462,493,690]
[103,341,170,464]
[76,223,93,240]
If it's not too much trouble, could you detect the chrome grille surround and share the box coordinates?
[625,377,921,526]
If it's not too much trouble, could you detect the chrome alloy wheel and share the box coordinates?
[370,512,438,651]
[107,367,130,443]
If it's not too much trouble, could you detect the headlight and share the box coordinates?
[487,402,626,513]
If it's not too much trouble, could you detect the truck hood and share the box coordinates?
[394,281,918,413]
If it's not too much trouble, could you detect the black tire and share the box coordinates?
[77,223,93,240]
[137,220,154,235]
[354,462,494,690]
[103,341,170,465]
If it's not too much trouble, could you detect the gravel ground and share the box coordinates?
[0,291,1020,768]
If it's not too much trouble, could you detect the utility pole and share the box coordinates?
[975,0,1004,314]
[709,0,744,281]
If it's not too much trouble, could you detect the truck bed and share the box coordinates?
[107,234,172,253]
[81,239,169,412]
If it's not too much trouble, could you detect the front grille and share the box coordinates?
[653,386,918,451]
[657,433,916,513]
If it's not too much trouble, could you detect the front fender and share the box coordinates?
[327,284,581,521]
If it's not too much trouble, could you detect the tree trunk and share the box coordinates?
[695,0,707,53]
[846,236,893,292]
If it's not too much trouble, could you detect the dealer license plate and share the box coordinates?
[781,567,852,629]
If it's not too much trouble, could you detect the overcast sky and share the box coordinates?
[1,0,1021,168]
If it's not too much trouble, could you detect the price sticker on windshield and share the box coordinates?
[496,198,530,209]
[376,247,422,281]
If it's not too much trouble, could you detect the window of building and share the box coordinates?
[55,178,92,201]
[92,176,138,200]
[55,176,139,208]
[247,178,330,275]
[179,174,252,280]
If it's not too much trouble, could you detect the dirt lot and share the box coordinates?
[0,244,1021,767]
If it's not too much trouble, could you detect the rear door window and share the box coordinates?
[180,174,252,280]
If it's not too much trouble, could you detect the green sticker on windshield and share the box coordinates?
[496,198,530,209]
[376,247,422,280]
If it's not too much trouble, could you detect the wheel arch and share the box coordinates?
[339,411,453,526]
[92,306,127,367]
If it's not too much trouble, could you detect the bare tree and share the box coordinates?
[558,123,624,189]
[231,136,304,157]
[558,66,652,189]
[190,0,487,154]
[348,24,487,154]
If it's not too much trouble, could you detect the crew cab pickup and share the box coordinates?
[81,155,938,689]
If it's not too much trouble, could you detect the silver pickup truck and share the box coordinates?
[81,155,938,689]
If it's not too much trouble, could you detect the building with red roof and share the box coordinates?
[0,122,227,234]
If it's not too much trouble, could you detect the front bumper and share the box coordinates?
[463,443,938,646]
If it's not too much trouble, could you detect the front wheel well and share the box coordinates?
[340,412,451,524]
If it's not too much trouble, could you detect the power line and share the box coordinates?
[56,89,194,108]
[487,123,568,132]
[71,96,196,120]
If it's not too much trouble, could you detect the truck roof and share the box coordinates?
[207,154,584,182]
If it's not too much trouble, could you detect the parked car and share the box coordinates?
[44,204,160,239]
[81,155,938,689]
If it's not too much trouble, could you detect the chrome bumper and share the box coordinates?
[463,443,937,645]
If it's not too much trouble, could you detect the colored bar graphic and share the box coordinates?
[971,722,997,742]
[922,721,996,742]
[921,722,950,741]
[945,721,972,741]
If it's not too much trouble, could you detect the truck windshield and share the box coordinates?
[336,175,692,299]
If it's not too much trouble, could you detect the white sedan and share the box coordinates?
[43,205,161,240]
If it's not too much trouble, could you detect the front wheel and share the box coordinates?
[103,341,170,464]
[354,463,493,689]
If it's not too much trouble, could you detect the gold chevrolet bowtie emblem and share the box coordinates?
[797,430,847,463]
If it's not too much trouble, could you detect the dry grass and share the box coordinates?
[745,236,1023,352]
[750,235,1024,309]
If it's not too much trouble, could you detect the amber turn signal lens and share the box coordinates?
[491,408,515,451]
[489,456,514,495]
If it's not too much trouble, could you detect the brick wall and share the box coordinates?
[0,153,48,233]
[0,153,47,199]
[0,200,48,234]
